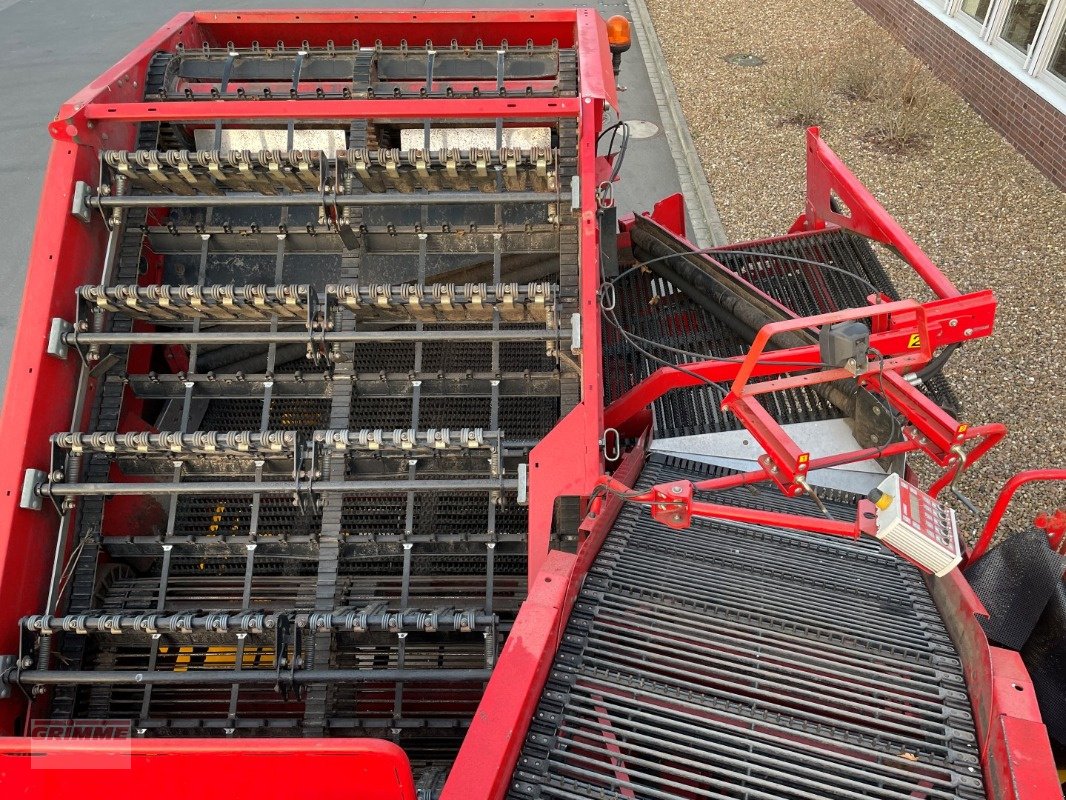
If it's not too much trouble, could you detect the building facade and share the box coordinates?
[854,0,1066,188]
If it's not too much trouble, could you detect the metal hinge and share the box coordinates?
[20,469,45,511]
[71,181,92,223]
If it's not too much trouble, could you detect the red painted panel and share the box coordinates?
[0,141,110,734]
[0,738,416,799]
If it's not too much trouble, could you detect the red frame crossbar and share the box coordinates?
[968,469,1066,562]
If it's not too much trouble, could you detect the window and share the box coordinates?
[1050,26,1066,80]
[938,0,1066,106]
[999,0,1050,53]
[961,0,994,23]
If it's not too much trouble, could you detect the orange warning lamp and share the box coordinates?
[606,15,632,76]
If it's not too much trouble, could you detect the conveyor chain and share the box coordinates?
[80,283,311,321]
[160,43,576,101]
[79,282,555,324]
[330,281,553,322]
[508,454,986,800]
[347,146,554,193]
[24,605,495,637]
[53,430,299,456]
[103,147,557,196]
[105,149,320,195]
[51,427,506,456]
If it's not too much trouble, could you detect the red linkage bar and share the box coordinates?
[718,300,932,488]
[603,474,876,539]
[728,395,811,492]
[725,299,932,401]
[874,369,967,454]
[927,423,1007,498]
[626,421,1005,501]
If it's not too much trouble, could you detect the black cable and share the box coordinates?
[600,258,832,369]
[601,304,731,398]
[598,121,630,183]
[600,302,829,370]
[710,249,884,298]
[914,342,959,381]
[587,481,641,509]
[600,238,906,375]
[609,245,883,300]
[866,346,901,459]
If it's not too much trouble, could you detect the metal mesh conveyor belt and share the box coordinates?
[508,453,986,800]
[605,228,960,438]
[27,41,581,776]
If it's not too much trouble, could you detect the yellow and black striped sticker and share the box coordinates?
[158,644,276,672]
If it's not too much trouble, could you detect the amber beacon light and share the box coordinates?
[606,15,632,75]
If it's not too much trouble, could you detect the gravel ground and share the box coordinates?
[645,0,1065,538]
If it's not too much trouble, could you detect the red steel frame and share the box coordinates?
[0,9,1059,798]
[0,8,615,794]
[441,436,649,800]
[0,739,417,799]
[449,128,1062,798]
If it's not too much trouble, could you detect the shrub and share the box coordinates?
[773,63,832,127]
[864,60,938,154]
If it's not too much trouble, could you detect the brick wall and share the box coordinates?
[852,0,1066,189]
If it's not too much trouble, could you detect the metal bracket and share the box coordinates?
[20,469,45,511]
[570,175,581,211]
[47,318,73,360]
[570,312,582,354]
[517,463,528,505]
[71,181,92,223]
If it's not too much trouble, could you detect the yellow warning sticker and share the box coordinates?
[907,333,922,349]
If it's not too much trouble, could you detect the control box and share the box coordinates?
[871,473,962,577]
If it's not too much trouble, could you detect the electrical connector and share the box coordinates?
[819,321,870,375]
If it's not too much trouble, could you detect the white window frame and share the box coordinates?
[917,0,1066,110]
[988,0,1055,66]
[945,0,996,36]
[1033,1,1066,87]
